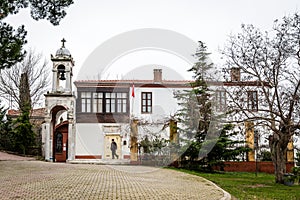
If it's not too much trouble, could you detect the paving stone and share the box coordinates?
[0,152,230,200]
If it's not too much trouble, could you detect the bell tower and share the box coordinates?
[43,39,76,162]
[51,38,74,93]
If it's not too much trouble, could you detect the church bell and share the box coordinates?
[58,67,66,80]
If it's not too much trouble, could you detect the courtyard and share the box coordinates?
[0,152,229,200]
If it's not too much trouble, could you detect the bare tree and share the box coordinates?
[0,49,50,109]
[222,13,300,184]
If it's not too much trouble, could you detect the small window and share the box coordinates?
[105,93,115,113]
[92,92,103,113]
[247,91,258,111]
[81,92,91,112]
[141,92,152,113]
[215,90,226,112]
[116,92,127,113]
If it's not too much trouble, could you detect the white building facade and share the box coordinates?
[42,42,189,162]
[73,69,189,163]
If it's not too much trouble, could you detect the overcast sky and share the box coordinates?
[4,0,300,80]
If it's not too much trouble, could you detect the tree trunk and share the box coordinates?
[270,133,289,184]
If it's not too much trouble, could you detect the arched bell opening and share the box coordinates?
[57,65,66,80]
[57,64,66,91]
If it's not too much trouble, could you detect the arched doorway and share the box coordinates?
[50,105,69,162]
[54,122,69,162]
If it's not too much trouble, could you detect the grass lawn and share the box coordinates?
[173,169,300,200]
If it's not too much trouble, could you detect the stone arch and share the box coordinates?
[50,105,69,162]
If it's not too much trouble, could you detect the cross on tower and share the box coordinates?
[61,38,66,48]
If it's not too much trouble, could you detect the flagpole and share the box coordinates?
[131,82,135,118]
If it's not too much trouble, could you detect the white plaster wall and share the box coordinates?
[131,87,186,122]
[76,123,131,158]
[75,123,104,156]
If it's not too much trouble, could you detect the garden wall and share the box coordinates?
[213,161,294,174]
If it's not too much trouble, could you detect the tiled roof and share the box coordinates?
[74,79,193,88]
[74,79,192,84]
[7,108,45,117]
[74,79,271,88]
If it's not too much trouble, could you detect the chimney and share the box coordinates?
[153,69,162,83]
[230,67,241,82]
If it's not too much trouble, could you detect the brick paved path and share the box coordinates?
[0,152,230,199]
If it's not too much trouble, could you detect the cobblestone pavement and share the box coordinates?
[0,153,230,200]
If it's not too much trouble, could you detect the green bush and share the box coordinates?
[292,167,300,185]
[259,150,272,161]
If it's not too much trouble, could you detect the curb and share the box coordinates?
[205,179,231,200]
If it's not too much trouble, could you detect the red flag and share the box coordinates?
[131,83,135,97]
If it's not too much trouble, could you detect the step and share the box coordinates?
[68,159,131,165]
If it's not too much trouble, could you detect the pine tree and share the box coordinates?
[10,71,36,155]
[13,103,35,155]
[176,41,248,170]
[188,41,213,142]
[203,124,250,171]
[175,41,213,163]
[0,102,16,152]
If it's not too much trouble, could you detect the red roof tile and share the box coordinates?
[7,108,45,117]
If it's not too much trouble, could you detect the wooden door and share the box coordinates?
[54,130,68,162]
